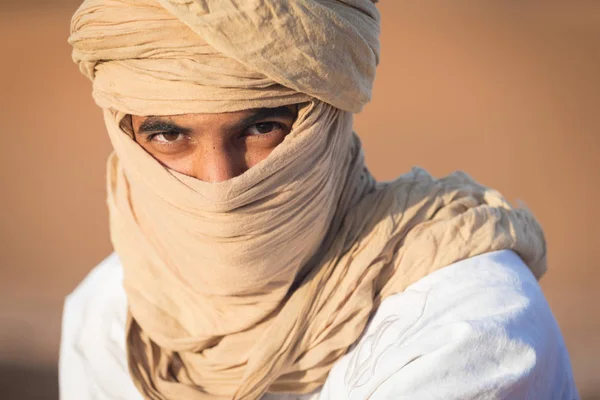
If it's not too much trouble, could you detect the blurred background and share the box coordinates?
[0,1,598,399]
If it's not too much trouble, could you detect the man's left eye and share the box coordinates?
[247,122,281,135]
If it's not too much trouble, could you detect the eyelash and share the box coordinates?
[145,122,286,145]
[244,122,284,137]
[145,132,186,144]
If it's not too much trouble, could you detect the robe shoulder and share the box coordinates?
[320,250,579,400]
[59,253,143,400]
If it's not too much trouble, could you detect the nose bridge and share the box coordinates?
[195,138,242,183]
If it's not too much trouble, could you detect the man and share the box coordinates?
[61,0,578,399]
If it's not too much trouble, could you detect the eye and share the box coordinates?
[148,132,186,144]
[246,122,284,136]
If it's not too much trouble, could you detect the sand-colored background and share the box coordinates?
[0,2,598,399]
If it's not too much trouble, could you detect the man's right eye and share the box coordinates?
[147,132,186,144]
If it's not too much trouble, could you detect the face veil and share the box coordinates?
[69,1,547,399]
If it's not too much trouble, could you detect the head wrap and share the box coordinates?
[69,1,547,399]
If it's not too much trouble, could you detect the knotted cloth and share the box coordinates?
[69,1,547,399]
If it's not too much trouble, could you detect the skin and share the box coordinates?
[131,105,298,182]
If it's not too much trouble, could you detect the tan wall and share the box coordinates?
[0,3,598,399]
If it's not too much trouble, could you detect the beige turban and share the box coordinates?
[69,1,547,399]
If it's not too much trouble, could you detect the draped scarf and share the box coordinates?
[69,1,547,399]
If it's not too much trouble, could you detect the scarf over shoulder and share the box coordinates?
[68,1,547,399]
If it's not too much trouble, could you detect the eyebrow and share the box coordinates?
[136,106,297,134]
[137,118,192,134]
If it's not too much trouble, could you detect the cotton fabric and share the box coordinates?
[60,251,577,399]
[69,1,547,399]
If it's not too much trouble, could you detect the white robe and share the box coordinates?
[59,250,579,399]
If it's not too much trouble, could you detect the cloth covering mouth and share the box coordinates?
[69,1,547,399]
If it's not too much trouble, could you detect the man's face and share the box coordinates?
[131,105,298,182]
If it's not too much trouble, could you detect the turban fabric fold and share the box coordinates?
[69,1,547,399]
